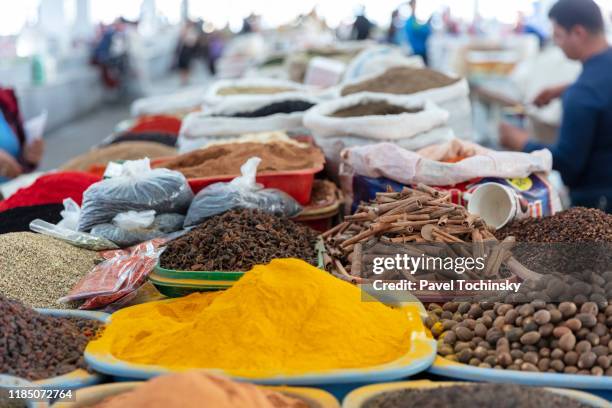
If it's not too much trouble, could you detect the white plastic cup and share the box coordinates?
[466,183,526,230]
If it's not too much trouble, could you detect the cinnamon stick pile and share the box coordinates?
[322,184,534,283]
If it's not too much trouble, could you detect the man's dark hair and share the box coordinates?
[549,0,604,33]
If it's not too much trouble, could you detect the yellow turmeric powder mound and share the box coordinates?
[88,258,415,376]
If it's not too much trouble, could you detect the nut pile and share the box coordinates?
[425,299,612,376]
[0,232,100,308]
[362,383,591,408]
[322,184,528,282]
[160,209,319,271]
[0,295,102,380]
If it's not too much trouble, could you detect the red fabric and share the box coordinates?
[129,115,182,135]
[0,87,26,147]
[0,171,101,211]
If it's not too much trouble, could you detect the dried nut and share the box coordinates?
[565,318,582,332]
[549,309,563,323]
[454,341,472,352]
[585,332,600,346]
[454,326,474,341]
[563,351,578,366]
[559,302,577,318]
[486,329,504,345]
[458,348,473,363]
[520,362,538,372]
[523,351,539,365]
[438,344,454,356]
[504,310,519,325]
[468,304,483,318]
[442,320,458,331]
[518,304,535,317]
[575,340,592,354]
[577,352,597,369]
[559,333,576,352]
[575,313,597,328]
[580,302,599,315]
[553,326,571,338]
[550,348,564,360]
[533,310,551,325]
[591,366,604,376]
[458,302,471,314]
[506,327,523,342]
[538,323,554,337]
[443,331,457,345]
[510,350,524,360]
[538,358,550,371]
[564,366,579,374]
[596,355,610,369]
[497,351,513,367]
[550,359,565,372]
[474,323,487,338]
[592,345,609,357]
[520,332,541,346]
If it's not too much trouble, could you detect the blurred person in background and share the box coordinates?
[176,20,203,85]
[387,9,401,44]
[352,6,373,40]
[91,18,133,90]
[0,88,44,183]
[500,0,612,212]
[405,0,432,65]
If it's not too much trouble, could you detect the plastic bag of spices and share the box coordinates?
[59,237,170,306]
[184,157,302,227]
[78,158,193,231]
[90,211,185,247]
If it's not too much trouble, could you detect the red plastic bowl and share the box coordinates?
[185,165,323,205]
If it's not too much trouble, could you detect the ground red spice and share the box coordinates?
[129,115,182,135]
[0,171,101,211]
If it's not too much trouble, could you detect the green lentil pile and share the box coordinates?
[0,233,99,308]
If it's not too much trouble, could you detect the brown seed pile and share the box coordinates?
[330,101,422,118]
[60,141,177,172]
[0,233,100,308]
[496,207,612,243]
[155,142,325,179]
[341,66,460,96]
[160,209,319,271]
[362,383,591,408]
[425,298,612,376]
[496,208,612,274]
[0,295,102,381]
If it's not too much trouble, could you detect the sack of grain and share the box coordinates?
[131,86,207,117]
[338,66,472,138]
[203,78,314,108]
[303,93,453,182]
[342,45,424,83]
[178,93,319,153]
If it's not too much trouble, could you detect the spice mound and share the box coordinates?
[341,66,460,96]
[0,172,100,212]
[0,295,102,381]
[0,232,100,308]
[425,299,612,376]
[220,100,315,118]
[160,209,318,271]
[92,372,307,408]
[59,141,177,172]
[155,141,324,179]
[496,207,612,243]
[362,383,591,408]
[331,101,422,118]
[88,258,415,376]
[0,203,63,234]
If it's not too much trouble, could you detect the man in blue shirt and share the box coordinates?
[500,0,612,212]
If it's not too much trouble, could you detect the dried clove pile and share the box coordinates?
[160,209,319,271]
[322,184,532,282]
[0,295,102,380]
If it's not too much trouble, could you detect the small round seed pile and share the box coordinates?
[363,383,591,408]
[0,295,102,380]
[0,233,99,308]
[425,300,612,376]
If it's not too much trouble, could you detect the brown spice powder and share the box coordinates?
[331,101,422,118]
[341,66,460,96]
[155,142,325,178]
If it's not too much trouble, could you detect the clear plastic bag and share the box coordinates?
[184,157,302,227]
[78,159,193,231]
[29,219,119,251]
[90,211,185,247]
[57,198,81,231]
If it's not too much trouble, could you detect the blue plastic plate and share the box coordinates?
[429,356,612,390]
[84,304,437,385]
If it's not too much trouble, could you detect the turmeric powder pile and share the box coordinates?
[87,258,416,377]
[93,372,307,408]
